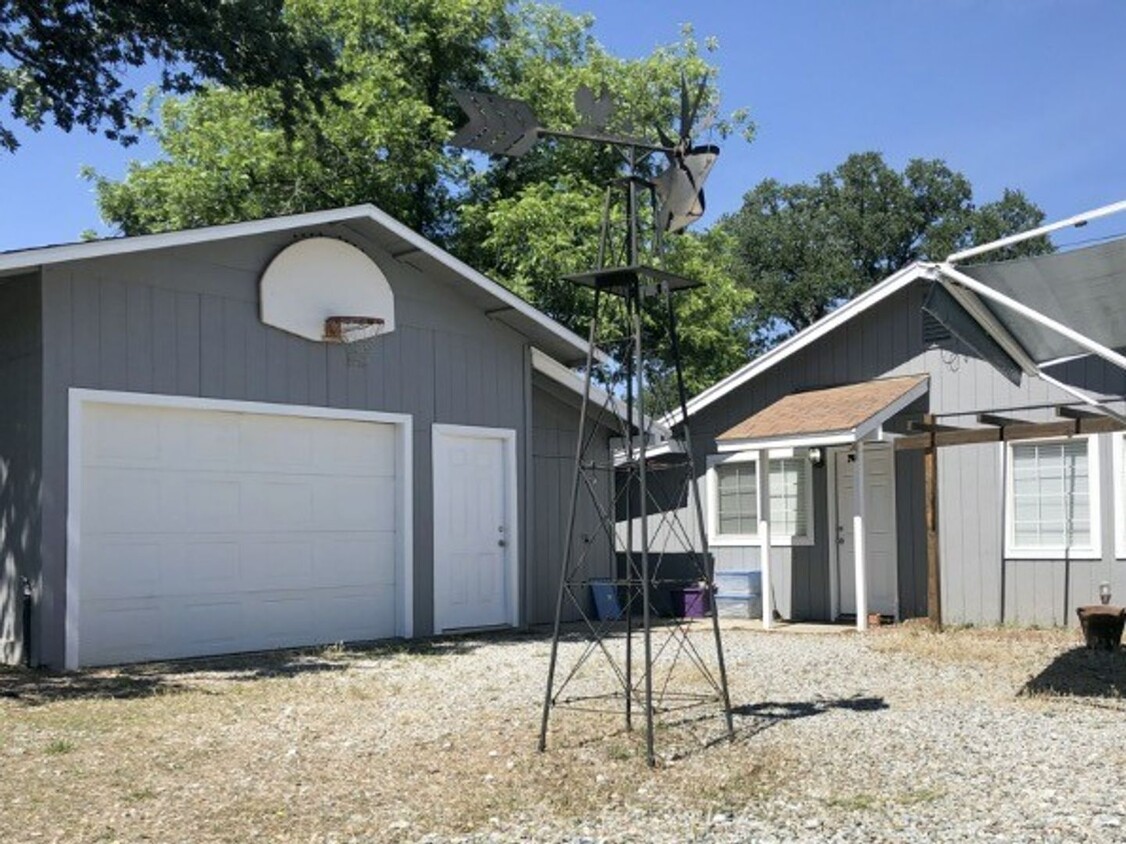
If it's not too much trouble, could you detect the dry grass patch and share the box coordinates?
[0,635,790,842]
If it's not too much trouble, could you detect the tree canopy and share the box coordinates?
[87,0,753,393]
[80,3,1052,393]
[0,0,338,153]
[722,152,1051,342]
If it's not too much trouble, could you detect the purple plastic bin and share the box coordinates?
[671,586,711,618]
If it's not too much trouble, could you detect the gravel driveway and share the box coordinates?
[1,625,1123,842]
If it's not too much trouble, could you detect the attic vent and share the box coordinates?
[922,311,952,345]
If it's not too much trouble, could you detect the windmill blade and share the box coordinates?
[450,89,542,157]
[681,72,710,142]
[654,145,719,233]
[679,72,691,144]
[574,84,615,130]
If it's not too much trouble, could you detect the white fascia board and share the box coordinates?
[665,262,930,427]
[531,347,668,436]
[0,206,377,275]
[0,204,600,365]
[717,432,856,453]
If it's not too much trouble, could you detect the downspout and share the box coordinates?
[20,576,32,668]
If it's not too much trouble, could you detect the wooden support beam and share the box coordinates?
[897,415,1126,451]
[923,413,942,632]
[907,420,963,433]
[1057,405,1102,420]
[977,413,1025,427]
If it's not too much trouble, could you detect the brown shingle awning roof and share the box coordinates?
[716,375,929,448]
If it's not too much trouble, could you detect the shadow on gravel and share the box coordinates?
[0,634,515,707]
[732,695,888,736]
[1021,646,1126,701]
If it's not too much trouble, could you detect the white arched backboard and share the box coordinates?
[259,237,395,341]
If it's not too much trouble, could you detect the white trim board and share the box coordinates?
[65,389,414,670]
[431,424,520,634]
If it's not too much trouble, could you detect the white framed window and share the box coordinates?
[1006,436,1100,559]
[706,452,814,546]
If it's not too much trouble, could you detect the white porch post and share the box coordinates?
[757,449,773,629]
[853,442,868,632]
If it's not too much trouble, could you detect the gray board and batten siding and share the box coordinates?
[3,220,604,668]
[670,278,1126,627]
[530,377,615,624]
[0,274,43,665]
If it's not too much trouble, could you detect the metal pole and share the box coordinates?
[665,289,734,739]
[538,288,602,752]
[923,416,942,630]
[623,173,656,767]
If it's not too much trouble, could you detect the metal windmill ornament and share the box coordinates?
[450,77,718,234]
[449,77,734,768]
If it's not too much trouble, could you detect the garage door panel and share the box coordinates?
[315,587,396,642]
[314,422,397,475]
[82,540,163,599]
[166,600,243,649]
[181,414,241,466]
[77,401,404,667]
[241,540,315,590]
[84,405,162,464]
[176,478,242,533]
[242,480,314,530]
[81,601,164,666]
[315,476,396,531]
[171,541,242,593]
[240,417,315,470]
[314,534,397,586]
[256,594,315,645]
[84,470,163,531]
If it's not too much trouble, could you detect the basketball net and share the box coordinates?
[324,316,386,367]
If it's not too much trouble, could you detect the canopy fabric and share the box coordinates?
[955,236,1126,365]
[716,374,928,448]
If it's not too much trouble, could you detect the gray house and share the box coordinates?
[654,242,1126,629]
[0,205,614,669]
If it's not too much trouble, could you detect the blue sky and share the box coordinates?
[2,0,1125,252]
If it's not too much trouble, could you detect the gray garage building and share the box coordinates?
[0,205,614,669]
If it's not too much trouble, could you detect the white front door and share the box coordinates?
[834,444,898,618]
[432,425,517,632]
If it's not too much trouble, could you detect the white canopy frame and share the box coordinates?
[930,198,1126,426]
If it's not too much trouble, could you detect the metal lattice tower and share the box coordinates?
[448,80,734,766]
[536,170,734,768]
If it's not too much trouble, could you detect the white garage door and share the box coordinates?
[73,398,406,667]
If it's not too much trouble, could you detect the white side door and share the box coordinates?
[432,425,517,632]
[834,444,898,618]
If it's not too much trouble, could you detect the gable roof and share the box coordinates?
[0,204,598,366]
[664,261,932,426]
[715,374,929,449]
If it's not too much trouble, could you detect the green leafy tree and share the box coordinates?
[723,152,1051,341]
[0,0,337,152]
[88,1,755,387]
